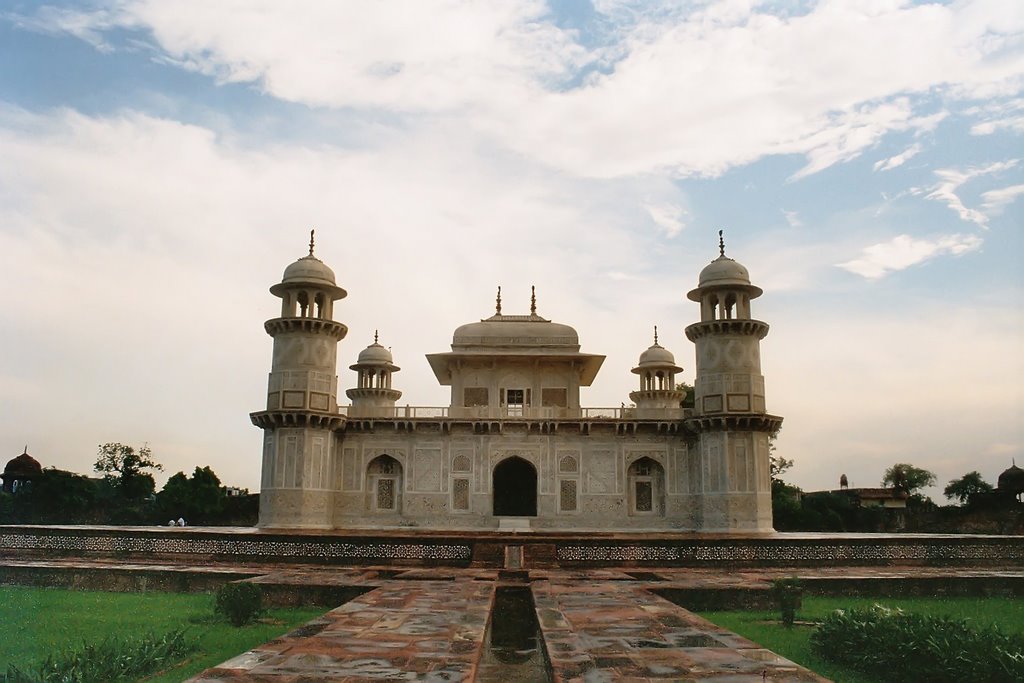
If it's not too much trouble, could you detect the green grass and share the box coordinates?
[0,587,326,682]
[700,596,1024,683]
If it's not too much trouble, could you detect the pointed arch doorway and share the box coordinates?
[493,457,537,516]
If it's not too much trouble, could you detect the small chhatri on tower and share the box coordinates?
[346,331,402,417]
[629,327,685,418]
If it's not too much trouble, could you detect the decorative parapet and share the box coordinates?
[2,526,1021,568]
[685,319,769,342]
[250,410,347,430]
[684,413,783,434]
[264,317,348,340]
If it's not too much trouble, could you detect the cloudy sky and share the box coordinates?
[1,0,1021,504]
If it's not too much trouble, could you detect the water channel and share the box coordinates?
[475,585,553,682]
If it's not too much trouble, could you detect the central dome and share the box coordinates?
[453,315,580,349]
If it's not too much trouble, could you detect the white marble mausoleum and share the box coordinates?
[253,233,782,532]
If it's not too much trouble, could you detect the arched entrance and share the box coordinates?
[493,457,537,516]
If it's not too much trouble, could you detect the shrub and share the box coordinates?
[3,629,196,682]
[215,582,263,626]
[810,604,1024,682]
[769,578,803,627]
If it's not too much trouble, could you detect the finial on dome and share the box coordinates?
[530,285,537,315]
[23,445,28,455]
[374,329,379,344]
[653,325,659,345]
[718,229,725,257]
[309,229,316,256]
[496,286,502,315]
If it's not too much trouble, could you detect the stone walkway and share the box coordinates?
[533,580,822,681]
[6,556,1022,680]
[190,572,827,681]
[193,579,494,681]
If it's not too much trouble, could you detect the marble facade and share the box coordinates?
[252,233,781,532]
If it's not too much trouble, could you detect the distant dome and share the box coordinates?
[4,450,41,479]
[998,464,1024,494]
[357,342,394,365]
[638,343,676,367]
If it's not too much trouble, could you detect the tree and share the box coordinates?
[94,443,162,502]
[881,463,936,496]
[675,382,695,410]
[943,471,993,505]
[768,427,791,483]
[156,466,226,523]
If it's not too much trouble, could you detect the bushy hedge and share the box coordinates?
[215,582,263,626]
[3,629,196,682]
[810,604,1024,682]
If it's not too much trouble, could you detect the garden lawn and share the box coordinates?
[700,596,1024,683]
[0,587,326,682]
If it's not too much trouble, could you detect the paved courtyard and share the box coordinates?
[192,570,826,682]
[4,551,1021,681]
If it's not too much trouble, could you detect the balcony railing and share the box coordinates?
[338,405,687,420]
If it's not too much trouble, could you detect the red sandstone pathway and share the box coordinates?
[7,557,1020,680]
[193,579,494,681]
[190,574,827,682]
[533,580,824,681]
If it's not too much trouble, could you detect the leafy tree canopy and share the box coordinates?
[882,463,936,495]
[943,471,993,504]
[675,381,695,410]
[94,443,162,502]
[156,465,226,523]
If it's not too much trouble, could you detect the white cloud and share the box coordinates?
[0,107,702,487]
[924,160,1020,228]
[971,116,1024,135]
[981,183,1024,213]
[837,234,983,280]
[873,143,922,172]
[782,210,802,229]
[17,0,1024,179]
[645,203,687,237]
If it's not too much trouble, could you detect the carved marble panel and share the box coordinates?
[412,449,442,492]
[585,450,617,494]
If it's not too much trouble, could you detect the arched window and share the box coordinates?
[627,457,665,516]
[367,454,402,512]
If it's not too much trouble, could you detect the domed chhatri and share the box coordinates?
[636,328,679,368]
[688,230,763,301]
[347,331,403,417]
[253,232,781,532]
[356,332,396,366]
[4,448,41,478]
[998,463,1024,495]
[3,447,41,493]
[630,327,685,417]
[270,229,347,301]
